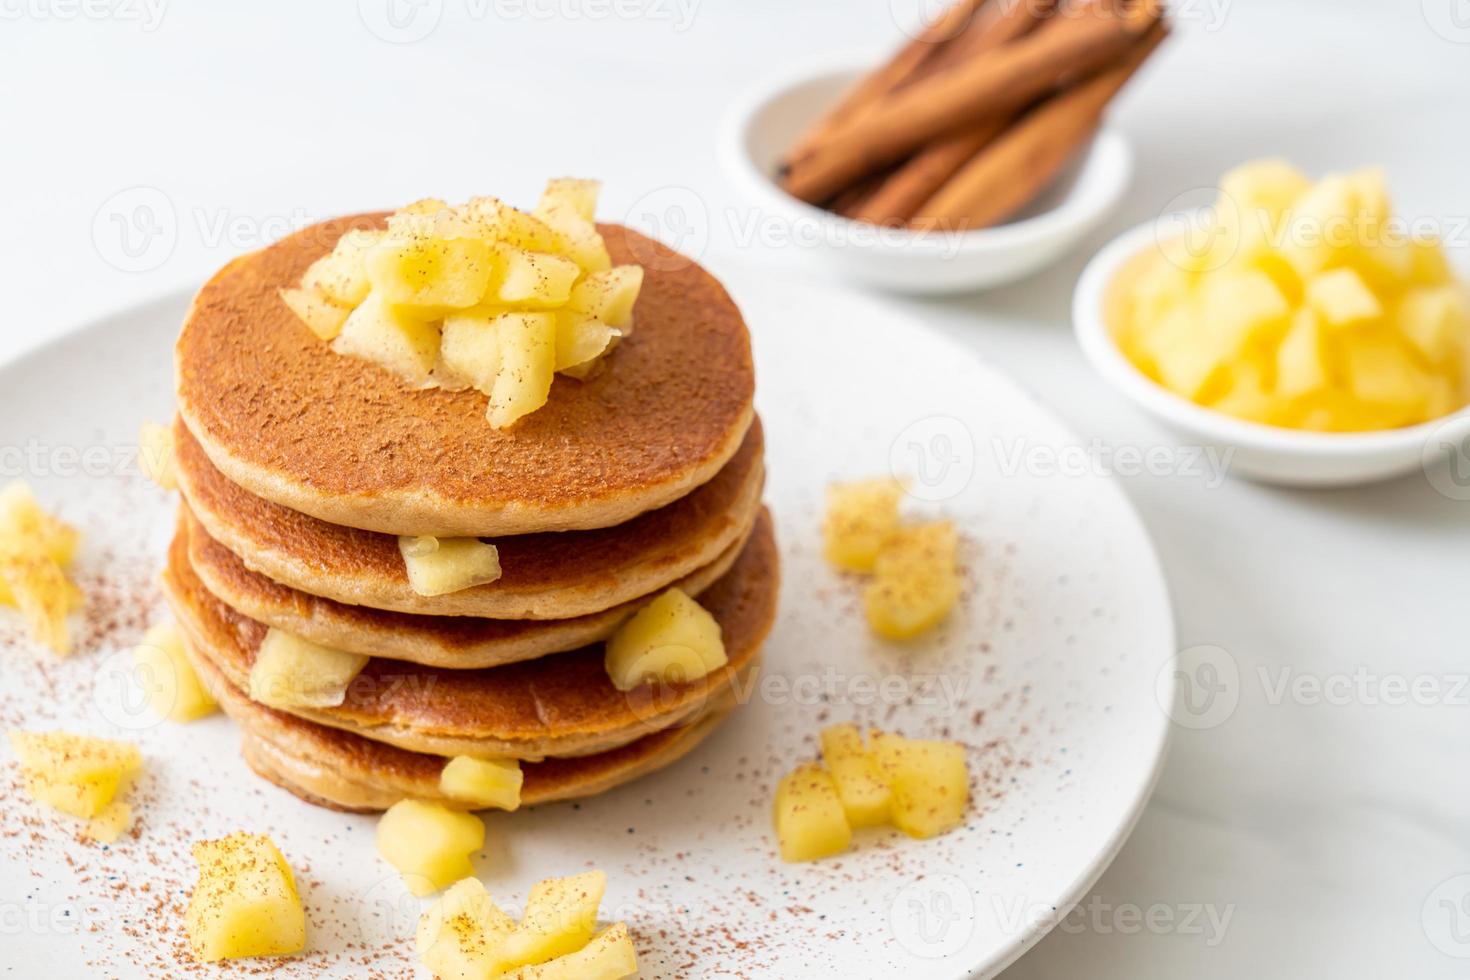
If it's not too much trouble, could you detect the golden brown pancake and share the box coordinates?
[163,509,779,761]
[185,645,736,813]
[184,507,757,669]
[175,216,756,537]
[174,415,765,619]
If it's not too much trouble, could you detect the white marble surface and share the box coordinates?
[3,0,1468,975]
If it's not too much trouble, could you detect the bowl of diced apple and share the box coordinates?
[1073,159,1470,487]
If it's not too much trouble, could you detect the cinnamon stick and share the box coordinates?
[911,22,1166,230]
[781,0,1162,205]
[846,0,1054,224]
[783,0,992,164]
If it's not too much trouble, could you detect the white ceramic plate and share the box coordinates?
[0,269,1174,979]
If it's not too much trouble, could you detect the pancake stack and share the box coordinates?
[163,217,776,812]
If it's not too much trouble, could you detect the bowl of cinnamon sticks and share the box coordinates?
[720,0,1168,295]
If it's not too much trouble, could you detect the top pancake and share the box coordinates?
[175,215,756,537]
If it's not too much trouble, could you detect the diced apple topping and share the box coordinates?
[378,800,486,897]
[493,246,580,308]
[332,292,442,386]
[138,421,178,490]
[301,227,380,307]
[417,872,633,979]
[604,587,727,692]
[567,267,643,330]
[819,723,892,828]
[772,725,971,861]
[554,313,619,374]
[134,621,217,722]
[538,178,601,223]
[399,536,503,597]
[417,878,519,978]
[279,286,351,341]
[1115,160,1469,431]
[503,922,638,980]
[773,763,852,863]
[0,482,83,655]
[9,730,141,819]
[440,755,524,812]
[248,628,369,710]
[864,522,962,640]
[869,731,971,840]
[823,478,903,573]
[486,313,556,429]
[283,181,641,427]
[500,870,606,968]
[185,832,306,962]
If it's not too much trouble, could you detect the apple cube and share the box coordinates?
[1396,286,1468,366]
[1343,331,1432,418]
[279,286,352,341]
[138,421,178,491]
[377,800,485,897]
[399,536,503,597]
[1218,157,1310,223]
[818,724,892,828]
[1408,236,1455,286]
[301,228,381,307]
[1198,269,1292,353]
[534,201,611,273]
[604,587,726,692]
[440,755,524,812]
[440,313,503,393]
[503,922,638,980]
[185,832,306,962]
[1275,309,1331,399]
[822,478,903,573]
[498,871,607,969]
[9,731,141,818]
[365,234,496,311]
[134,621,217,722]
[554,313,618,374]
[417,877,518,980]
[455,197,561,252]
[773,763,852,862]
[486,312,556,429]
[249,628,369,710]
[1306,267,1384,329]
[1278,173,1358,278]
[863,522,961,641]
[493,246,580,308]
[868,731,969,839]
[567,267,643,329]
[538,178,601,223]
[332,292,442,385]
[0,482,79,568]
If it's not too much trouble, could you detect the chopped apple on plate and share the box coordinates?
[186,832,306,962]
[377,800,486,897]
[440,755,524,812]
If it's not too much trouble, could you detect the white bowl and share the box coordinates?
[1073,217,1470,487]
[718,58,1133,295]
